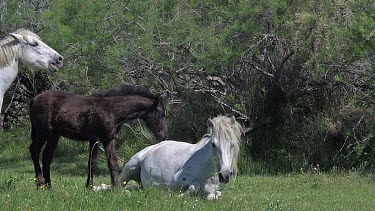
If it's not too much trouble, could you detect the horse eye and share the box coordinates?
[30,42,38,47]
[211,143,216,148]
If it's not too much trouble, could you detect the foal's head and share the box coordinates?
[143,96,168,141]
[92,85,169,141]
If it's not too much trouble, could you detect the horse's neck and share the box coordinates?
[0,62,18,114]
[191,138,218,172]
[197,140,221,187]
[175,140,218,188]
[0,62,19,94]
[0,42,20,95]
[194,136,212,150]
[109,96,154,122]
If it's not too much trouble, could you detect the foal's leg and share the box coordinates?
[30,139,47,187]
[103,139,120,187]
[41,133,60,188]
[86,138,100,187]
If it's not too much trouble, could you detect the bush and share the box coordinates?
[1,0,374,173]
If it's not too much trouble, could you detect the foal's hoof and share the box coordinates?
[37,183,51,190]
[34,178,51,190]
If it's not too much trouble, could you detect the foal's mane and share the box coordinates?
[0,29,41,68]
[200,115,243,177]
[92,85,163,102]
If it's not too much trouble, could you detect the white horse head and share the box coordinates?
[0,29,63,129]
[208,115,242,183]
[171,115,242,190]
[3,29,63,72]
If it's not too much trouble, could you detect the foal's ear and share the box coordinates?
[151,97,160,108]
[10,33,27,43]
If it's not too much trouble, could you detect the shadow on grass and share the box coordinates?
[50,138,113,177]
[0,136,33,174]
[0,136,112,179]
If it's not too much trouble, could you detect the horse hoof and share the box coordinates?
[37,183,51,190]
[93,183,112,192]
[207,193,220,200]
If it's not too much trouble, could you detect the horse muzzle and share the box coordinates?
[219,170,233,183]
[48,55,63,73]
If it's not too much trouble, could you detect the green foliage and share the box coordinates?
[37,0,130,90]
[1,0,374,172]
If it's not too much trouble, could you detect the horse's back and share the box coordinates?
[31,91,73,121]
[31,91,106,139]
[30,91,71,137]
[31,90,73,110]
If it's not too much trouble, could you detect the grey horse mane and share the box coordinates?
[91,85,166,107]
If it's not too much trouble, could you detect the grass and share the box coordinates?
[1,127,375,210]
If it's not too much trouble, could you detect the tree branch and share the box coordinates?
[249,63,275,78]
[277,50,295,72]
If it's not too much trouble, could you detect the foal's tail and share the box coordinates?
[29,98,36,141]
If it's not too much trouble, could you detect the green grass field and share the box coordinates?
[1,127,375,210]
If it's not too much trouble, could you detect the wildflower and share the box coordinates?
[33,178,37,181]
[123,181,127,185]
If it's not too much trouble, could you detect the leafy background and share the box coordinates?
[0,0,374,173]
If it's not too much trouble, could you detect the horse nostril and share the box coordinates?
[55,57,63,65]
[219,173,224,182]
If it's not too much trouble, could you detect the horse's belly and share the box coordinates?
[55,112,110,140]
[58,131,93,141]
[57,126,104,140]
[140,158,175,188]
[139,142,193,189]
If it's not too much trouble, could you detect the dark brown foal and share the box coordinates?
[29,85,168,189]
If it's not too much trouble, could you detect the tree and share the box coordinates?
[1,0,374,171]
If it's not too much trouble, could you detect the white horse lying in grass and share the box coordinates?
[0,29,63,129]
[94,115,243,200]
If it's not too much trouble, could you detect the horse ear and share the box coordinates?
[230,116,236,124]
[151,97,159,108]
[10,33,26,43]
[207,118,214,128]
